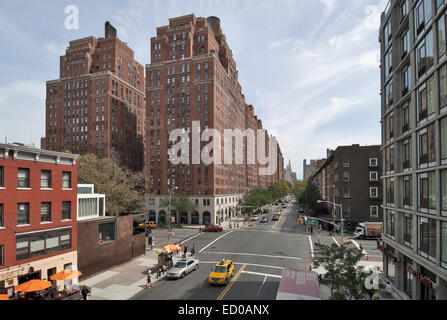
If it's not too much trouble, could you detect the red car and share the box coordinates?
[202,225,223,232]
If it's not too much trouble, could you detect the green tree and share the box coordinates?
[161,194,198,223]
[77,154,145,216]
[295,181,321,211]
[313,243,372,300]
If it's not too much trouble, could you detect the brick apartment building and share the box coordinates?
[145,15,284,225]
[43,22,145,171]
[0,143,78,297]
[311,145,383,231]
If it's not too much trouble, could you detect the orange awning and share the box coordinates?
[0,294,9,300]
[50,270,83,281]
[15,280,52,292]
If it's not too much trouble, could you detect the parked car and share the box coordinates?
[250,216,260,221]
[166,259,200,279]
[260,216,269,223]
[208,259,234,285]
[272,215,279,221]
[202,225,223,232]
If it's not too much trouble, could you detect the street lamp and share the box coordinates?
[317,200,344,242]
[168,186,178,230]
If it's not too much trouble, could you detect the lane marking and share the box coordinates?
[181,233,202,244]
[217,264,246,300]
[256,275,268,297]
[242,270,282,279]
[199,261,285,270]
[332,237,340,246]
[199,230,234,253]
[308,235,314,259]
[203,251,302,260]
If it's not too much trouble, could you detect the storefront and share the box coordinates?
[379,244,398,284]
[403,257,414,299]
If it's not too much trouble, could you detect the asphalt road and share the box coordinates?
[132,201,313,300]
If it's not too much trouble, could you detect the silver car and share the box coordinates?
[166,258,199,279]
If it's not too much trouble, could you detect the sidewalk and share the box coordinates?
[79,220,246,300]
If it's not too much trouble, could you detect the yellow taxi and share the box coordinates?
[275,211,282,216]
[208,259,234,285]
[138,221,157,229]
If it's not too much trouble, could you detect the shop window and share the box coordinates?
[418,217,437,262]
[387,246,396,284]
[98,221,116,244]
[16,228,71,261]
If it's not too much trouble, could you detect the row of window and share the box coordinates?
[0,202,72,228]
[386,210,447,268]
[0,167,72,189]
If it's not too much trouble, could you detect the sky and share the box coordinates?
[0,0,389,179]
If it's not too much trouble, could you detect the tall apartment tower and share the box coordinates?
[44,22,146,171]
[145,14,282,226]
[379,0,447,300]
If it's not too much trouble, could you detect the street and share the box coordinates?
[132,202,311,300]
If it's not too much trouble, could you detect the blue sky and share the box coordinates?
[0,0,388,179]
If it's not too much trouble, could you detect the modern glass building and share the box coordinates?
[380,0,447,299]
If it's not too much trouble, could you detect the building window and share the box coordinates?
[416,30,434,80]
[0,166,3,187]
[418,124,436,166]
[401,0,408,21]
[62,172,72,189]
[370,187,378,198]
[414,0,433,38]
[441,118,447,162]
[0,245,3,266]
[17,203,29,225]
[402,65,410,94]
[419,171,436,213]
[403,176,412,208]
[386,146,394,172]
[343,172,350,182]
[442,222,447,268]
[370,171,378,181]
[440,64,447,109]
[386,210,395,239]
[403,139,411,169]
[16,228,72,261]
[41,203,51,223]
[384,18,392,48]
[343,160,350,168]
[62,202,71,220]
[385,49,393,79]
[41,170,52,188]
[99,220,116,244]
[370,206,379,218]
[386,178,395,206]
[418,217,437,262]
[0,204,3,228]
[18,168,30,188]
[404,214,414,248]
[438,14,446,58]
[369,158,378,167]
[343,188,350,198]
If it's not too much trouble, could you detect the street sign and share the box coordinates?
[305,221,319,225]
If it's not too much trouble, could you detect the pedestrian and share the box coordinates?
[147,270,153,288]
[191,244,195,256]
[377,238,381,249]
[157,265,162,279]
[386,282,392,297]
[184,245,188,255]
[81,286,89,300]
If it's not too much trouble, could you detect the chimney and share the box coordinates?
[105,21,117,39]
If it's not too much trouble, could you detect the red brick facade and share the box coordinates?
[145,15,284,197]
[44,22,145,171]
[0,143,78,293]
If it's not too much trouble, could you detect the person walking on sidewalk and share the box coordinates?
[81,286,89,300]
[147,271,153,288]
[386,282,392,297]
[191,244,195,256]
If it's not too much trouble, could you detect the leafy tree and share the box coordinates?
[312,243,372,300]
[77,154,145,216]
[161,194,198,221]
[295,181,321,211]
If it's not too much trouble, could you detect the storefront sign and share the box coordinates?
[407,266,432,288]
[378,245,397,262]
